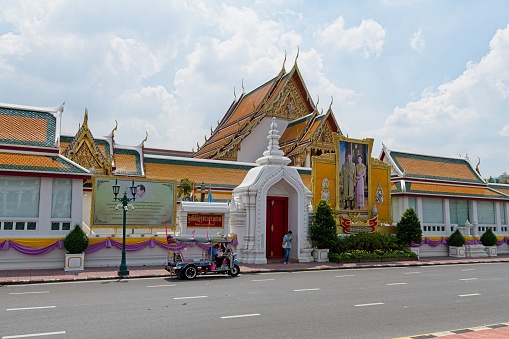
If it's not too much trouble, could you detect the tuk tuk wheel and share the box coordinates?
[228,264,240,277]
[183,265,198,280]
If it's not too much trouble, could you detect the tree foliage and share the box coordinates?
[177,178,195,201]
[395,207,422,247]
[310,200,338,249]
[480,228,497,246]
[448,229,465,247]
[63,224,89,254]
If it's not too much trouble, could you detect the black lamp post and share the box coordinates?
[112,179,137,276]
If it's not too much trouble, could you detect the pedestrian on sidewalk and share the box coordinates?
[282,230,293,264]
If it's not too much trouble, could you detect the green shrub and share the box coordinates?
[396,207,422,247]
[329,249,417,260]
[480,228,497,246]
[448,229,465,247]
[310,200,338,249]
[63,224,89,254]
[335,232,401,253]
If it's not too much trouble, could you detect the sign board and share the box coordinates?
[187,213,223,228]
[92,177,176,228]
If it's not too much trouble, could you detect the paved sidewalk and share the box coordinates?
[1,254,508,285]
[1,255,508,339]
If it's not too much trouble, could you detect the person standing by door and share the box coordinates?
[282,230,293,264]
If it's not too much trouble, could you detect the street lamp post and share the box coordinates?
[112,179,137,276]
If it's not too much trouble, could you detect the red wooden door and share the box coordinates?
[266,196,288,258]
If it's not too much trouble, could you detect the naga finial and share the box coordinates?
[141,131,148,148]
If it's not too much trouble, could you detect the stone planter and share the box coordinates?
[312,248,329,262]
[64,253,85,271]
[485,246,497,257]
[449,246,466,257]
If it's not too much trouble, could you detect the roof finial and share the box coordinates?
[141,131,148,148]
[282,50,287,73]
[233,87,236,101]
[294,46,299,65]
[329,96,334,111]
[241,79,245,94]
[83,108,89,129]
[316,95,320,110]
[475,157,481,175]
[111,120,118,139]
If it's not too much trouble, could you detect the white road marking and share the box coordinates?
[173,296,208,300]
[387,283,407,286]
[251,279,275,282]
[459,278,478,281]
[293,288,321,292]
[461,269,475,271]
[335,274,355,278]
[146,284,176,288]
[9,291,49,295]
[221,313,260,319]
[354,302,385,307]
[458,293,481,297]
[6,306,56,311]
[404,272,421,274]
[2,331,65,338]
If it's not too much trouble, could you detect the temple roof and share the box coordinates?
[0,151,89,177]
[193,63,321,161]
[0,102,89,178]
[380,147,509,200]
[0,102,63,149]
[144,155,311,202]
[382,148,484,184]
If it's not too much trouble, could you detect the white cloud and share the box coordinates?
[410,28,425,52]
[319,16,386,58]
[379,23,509,176]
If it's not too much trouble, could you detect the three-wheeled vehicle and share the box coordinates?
[164,235,240,280]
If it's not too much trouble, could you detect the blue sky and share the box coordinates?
[1,0,508,178]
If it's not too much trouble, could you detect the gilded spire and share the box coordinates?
[83,108,89,130]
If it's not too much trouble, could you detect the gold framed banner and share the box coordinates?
[91,176,177,228]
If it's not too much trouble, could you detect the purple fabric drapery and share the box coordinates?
[83,239,213,254]
[0,239,64,255]
[411,236,509,247]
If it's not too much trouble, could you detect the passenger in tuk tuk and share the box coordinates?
[210,244,222,267]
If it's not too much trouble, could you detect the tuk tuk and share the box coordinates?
[164,235,240,280]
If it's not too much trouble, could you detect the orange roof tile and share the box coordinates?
[0,115,48,143]
[391,152,481,183]
[0,152,68,169]
[114,153,139,173]
[408,182,504,198]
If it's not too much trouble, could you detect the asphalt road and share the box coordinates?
[1,263,508,339]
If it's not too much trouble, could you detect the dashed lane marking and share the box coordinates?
[2,331,66,338]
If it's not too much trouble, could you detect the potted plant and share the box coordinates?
[310,200,338,262]
[63,224,89,271]
[448,229,466,257]
[480,228,497,257]
[395,207,422,258]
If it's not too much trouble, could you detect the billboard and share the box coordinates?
[92,177,176,228]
